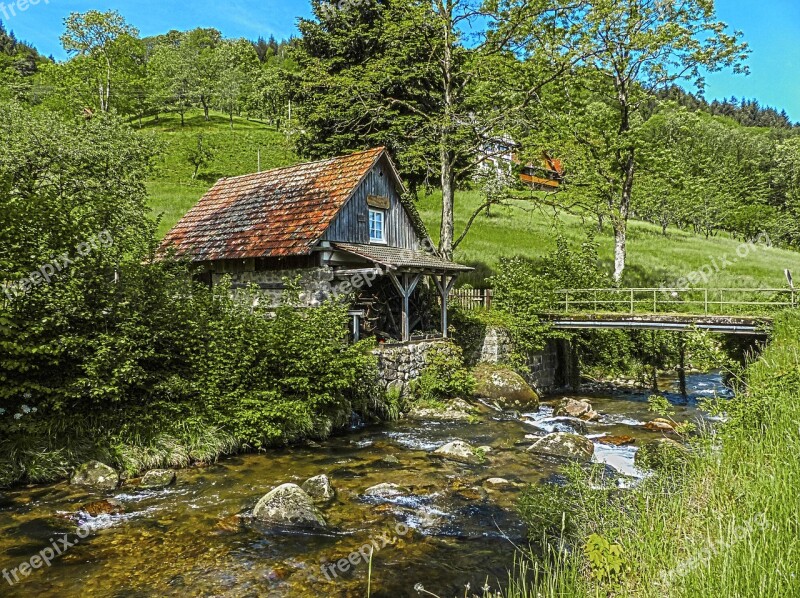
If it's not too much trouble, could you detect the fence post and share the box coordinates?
[653,290,657,313]
[704,288,709,315]
[630,288,634,314]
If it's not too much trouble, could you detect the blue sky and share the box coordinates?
[3,0,799,121]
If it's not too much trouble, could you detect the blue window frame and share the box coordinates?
[369,209,386,243]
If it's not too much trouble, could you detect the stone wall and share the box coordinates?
[478,327,570,394]
[374,339,452,396]
[212,266,335,308]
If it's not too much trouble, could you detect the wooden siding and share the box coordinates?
[323,156,421,249]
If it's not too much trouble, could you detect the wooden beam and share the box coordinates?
[433,274,458,338]
[388,272,421,341]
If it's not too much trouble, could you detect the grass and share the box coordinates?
[141,110,296,237]
[506,310,800,597]
[416,190,800,290]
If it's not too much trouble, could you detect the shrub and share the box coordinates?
[409,343,475,404]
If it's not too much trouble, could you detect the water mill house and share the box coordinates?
[158,147,472,342]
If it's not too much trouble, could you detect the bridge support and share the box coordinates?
[678,333,687,398]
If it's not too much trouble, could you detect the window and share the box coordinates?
[369,209,386,243]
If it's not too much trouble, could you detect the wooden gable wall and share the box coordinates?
[322,155,421,249]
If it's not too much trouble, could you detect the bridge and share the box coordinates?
[450,287,797,335]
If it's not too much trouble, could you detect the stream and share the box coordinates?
[0,372,731,598]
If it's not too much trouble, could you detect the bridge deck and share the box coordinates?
[545,313,772,335]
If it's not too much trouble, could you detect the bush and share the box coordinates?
[409,343,475,404]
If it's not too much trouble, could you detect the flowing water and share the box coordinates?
[0,372,731,598]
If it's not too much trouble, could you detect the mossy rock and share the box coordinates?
[140,469,177,489]
[70,461,119,491]
[527,432,594,462]
[301,474,335,502]
[432,440,480,464]
[253,483,326,529]
[473,364,539,410]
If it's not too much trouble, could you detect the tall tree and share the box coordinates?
[293,0,546,258]
[215,38,260,128]
[515,0,748,281]
[60,10,142,113]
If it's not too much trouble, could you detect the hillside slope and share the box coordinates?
[144,114,800,288]
[143,111,296,238]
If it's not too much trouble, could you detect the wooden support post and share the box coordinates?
[388,272,421,341]
[433,274,458,338]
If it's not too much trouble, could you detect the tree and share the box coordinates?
[148,38,194,125]
[215,38,260,128]
[515,0,748,281]
[60,10,142,113]
[635,107,762,238]
[293,0,547,258]
[186,133,215,179]
[185,28,222,121]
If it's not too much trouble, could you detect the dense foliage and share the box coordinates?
[408,343,475,405]
[0,102,381,486]
[488,233,606,360]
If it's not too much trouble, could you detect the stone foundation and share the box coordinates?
[374,339,452,396]
[478,327,573,394]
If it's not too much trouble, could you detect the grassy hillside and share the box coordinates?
[417,190,800,289]
[142,110,296,238]
[144,114,800,287]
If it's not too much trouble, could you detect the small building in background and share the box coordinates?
[477,136,564,190]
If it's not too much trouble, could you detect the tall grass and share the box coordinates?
[0,417,240,487]
[508,310,800,597]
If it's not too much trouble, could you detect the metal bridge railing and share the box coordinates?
[450,287,798,315]
[551,287,797,316]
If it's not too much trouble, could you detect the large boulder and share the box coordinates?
[253,483,326,528]
[432,440,480,464]
[301,475,335,502]
[635,438,689,470]
[70,461,119,491]
[473,364,539,410]
[407,397,475,421]
[555,398,593,419]
[527,432,594,462]
[140,469,176,489]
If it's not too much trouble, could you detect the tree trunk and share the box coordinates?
[613,149,635,283]
[202,98,210,121]
[438,2,455,260]
[439,145,455,259]
[613,218,627,283]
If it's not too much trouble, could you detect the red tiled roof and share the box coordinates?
[159,147,389,261]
